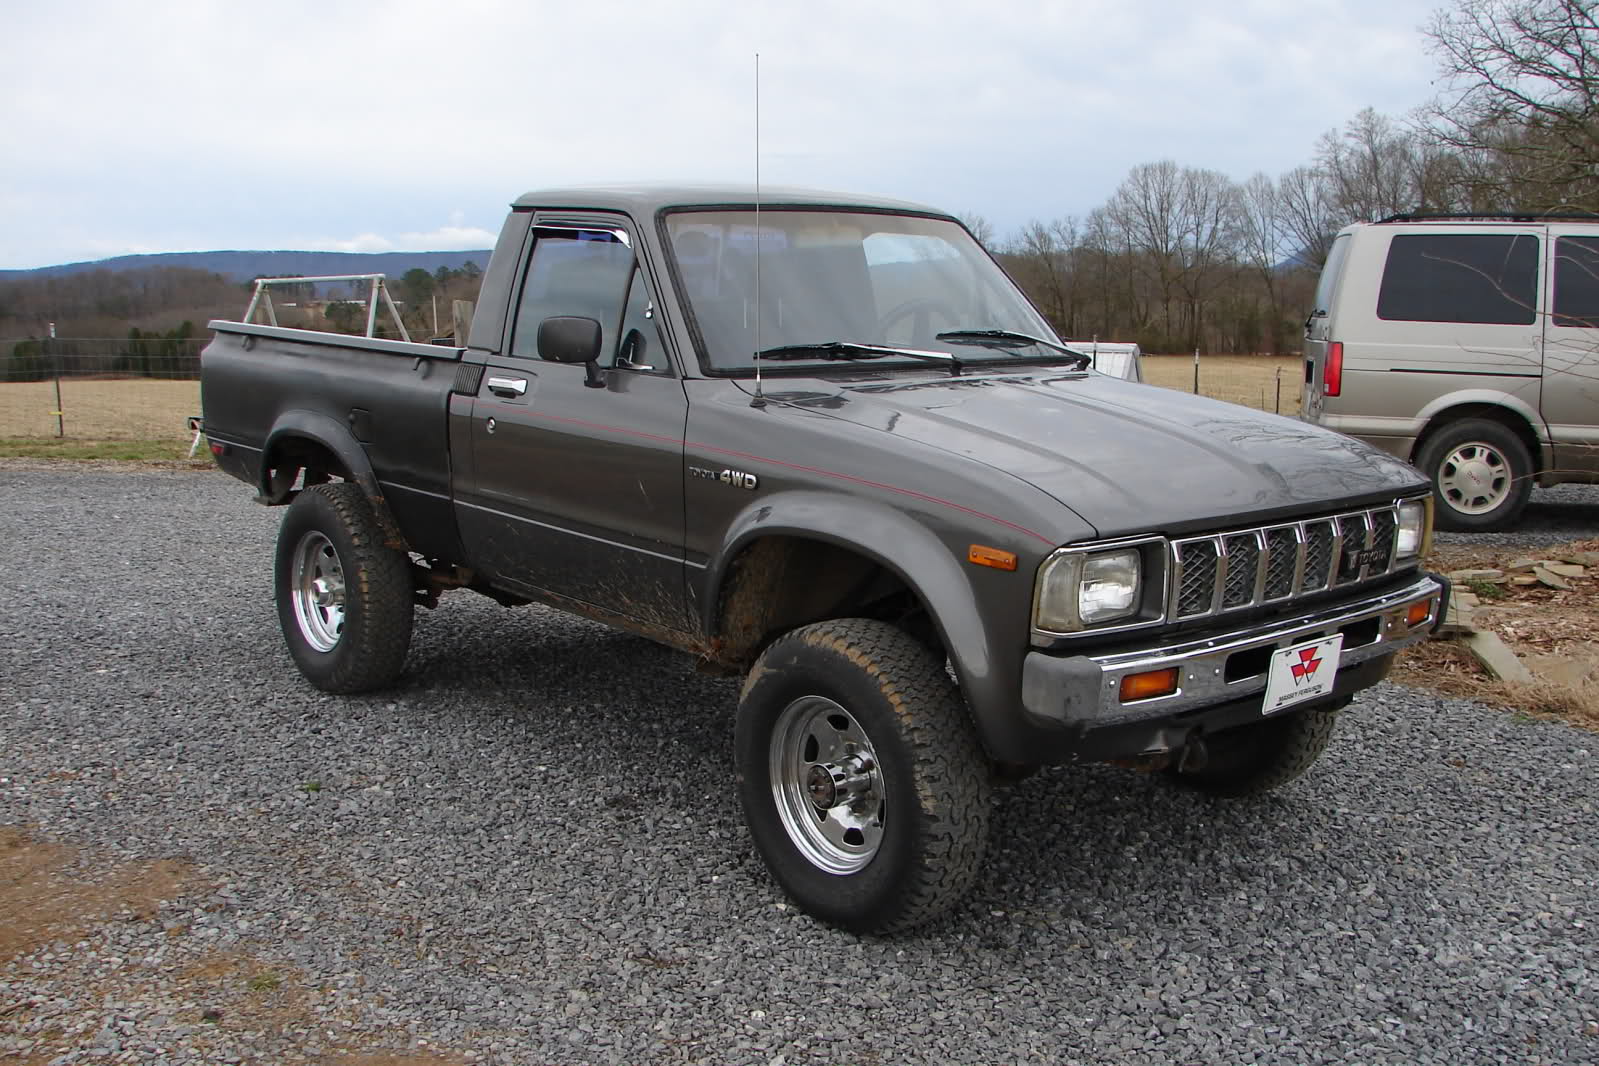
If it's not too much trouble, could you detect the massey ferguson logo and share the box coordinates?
[689,465,759,490]
[1289,646,1324,686]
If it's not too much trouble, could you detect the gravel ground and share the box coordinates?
[3,467,1598,1065]
[1434,482,1599,548]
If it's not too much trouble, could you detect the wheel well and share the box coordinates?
[262,436,349,501]
[712,536,940,666]
[1412,404,1541,476]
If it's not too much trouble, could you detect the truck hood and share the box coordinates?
[780,370,1425,538]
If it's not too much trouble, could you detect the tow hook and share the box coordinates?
[1177,734,1209,773]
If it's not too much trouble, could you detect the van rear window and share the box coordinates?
[1376,233,1539,325]
[1554,237,1599,329]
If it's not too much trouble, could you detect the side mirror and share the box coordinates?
[537,316,606,388]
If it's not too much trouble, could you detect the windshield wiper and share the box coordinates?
[934,329,1093,369]
[756,341,962,375]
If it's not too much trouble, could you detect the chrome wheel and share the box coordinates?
[769,696,885,874]
[290,530,346,652]
[1438,441,1511,515]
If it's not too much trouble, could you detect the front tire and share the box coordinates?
[1167,707,1339,798]
[735,619,991,934]
[1415,418,1533,532]
[274,482,414,694]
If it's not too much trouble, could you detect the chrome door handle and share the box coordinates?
[486,376,528,397]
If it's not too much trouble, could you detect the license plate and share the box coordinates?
[1261,634,1344,715]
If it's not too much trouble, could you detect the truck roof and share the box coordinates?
[511,183,951,218]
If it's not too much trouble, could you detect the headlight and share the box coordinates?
[1034,547,1142,632]
[1396,499,1429,561]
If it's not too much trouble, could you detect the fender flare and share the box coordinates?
[1411,389,1550,457]
[703,490,1012,730]
[261,410,406,548]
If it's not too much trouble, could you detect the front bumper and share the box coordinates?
[1021,572,1444,730]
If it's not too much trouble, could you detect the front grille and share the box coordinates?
[1303,521,1335,591]
[1220,534,1260,607]
[1175,540,1218,615]
[1262,527,1298,598]
[1170,504,1408,622]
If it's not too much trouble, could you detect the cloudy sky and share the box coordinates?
[2,0,1446,270]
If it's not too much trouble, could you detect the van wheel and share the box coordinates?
[1416,419,1533,532]
[735,619,991,934]
[274,482,414,693]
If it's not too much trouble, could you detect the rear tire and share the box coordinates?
[735,619,991,934]
[1167,707,1339,798]
[274,483,414,693]
[1416,418,1533,532]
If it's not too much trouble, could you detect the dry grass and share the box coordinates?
[0,378,200,440]
[1141,353,1303,413]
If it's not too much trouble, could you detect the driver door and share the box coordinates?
[454,220,691,633]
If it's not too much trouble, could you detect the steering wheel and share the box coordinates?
[878,299,961,347]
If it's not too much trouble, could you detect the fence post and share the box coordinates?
[1275,367,1283,413]
[49,321,64,438]
[1192,349,1199,394]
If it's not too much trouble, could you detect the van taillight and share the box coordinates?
[1323,342,1343,398]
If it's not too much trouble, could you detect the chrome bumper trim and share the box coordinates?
[1021,573,1443,727]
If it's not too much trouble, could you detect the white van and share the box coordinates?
[1302,214,1599,530]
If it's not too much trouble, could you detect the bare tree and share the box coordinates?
[1107,161,1185,347]
[957,212,997,250]
[1420,0,1599,210]
[1172,167,1241,351]
[1237,173,1290,353]
[1278,165,1341,269]
[1005,217,1081,336]
[1315,108,1425,222]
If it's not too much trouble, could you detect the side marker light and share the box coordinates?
[968,545,1018,571]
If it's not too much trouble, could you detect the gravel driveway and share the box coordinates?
[3,468,1597,1065]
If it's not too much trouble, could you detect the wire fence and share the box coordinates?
[1142,353,1305,414]
[0,339,1307,443]
[0,339,203,440]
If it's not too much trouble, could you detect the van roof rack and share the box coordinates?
[1377,211,1599,223]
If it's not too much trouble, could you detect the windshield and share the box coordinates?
[664,209,1061,372]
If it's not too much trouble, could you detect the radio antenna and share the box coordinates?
[750,51,767,409]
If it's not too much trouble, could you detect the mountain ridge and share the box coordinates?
[0,249,494,283]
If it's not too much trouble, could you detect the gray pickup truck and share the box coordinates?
[202,184,1446,933]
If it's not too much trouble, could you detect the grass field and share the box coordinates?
[1141,353,1304,414]
[0,357,1303,455]
[0,378,202,441]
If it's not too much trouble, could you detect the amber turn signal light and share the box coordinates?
[968,545,1018,571]
[1406,601,1431,628]
[1119,667,1180,703]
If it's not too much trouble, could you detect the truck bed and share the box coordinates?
[201,321,469,561]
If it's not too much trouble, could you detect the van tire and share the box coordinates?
[1415,418,1533,532]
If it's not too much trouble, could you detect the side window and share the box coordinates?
[1312,233,1350,316]
[508,228,633,360]
[614,268,668,372]
[1554,236,1599,328]
[1376,233,1539,325]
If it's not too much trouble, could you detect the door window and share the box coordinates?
[509,228,634,359]
[1376,233,1539,325]
[1553,236,1599,328]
